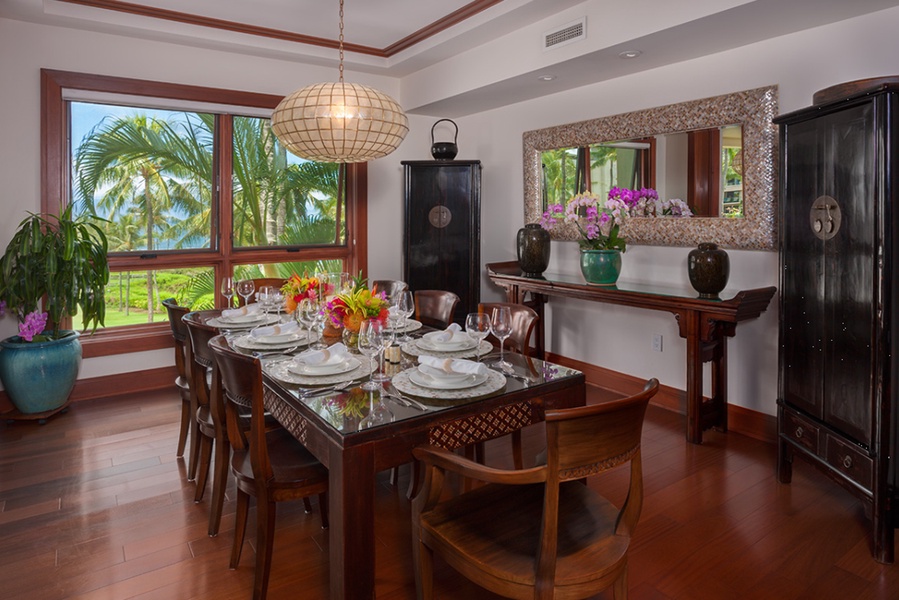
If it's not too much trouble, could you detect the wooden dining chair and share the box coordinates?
[371,279,408,302]
[208,335,329,600]
[161,298,192,464]
[236,277,287,306]
[182,309,231,536]
[412,378,658,600]
[414,290,460,328]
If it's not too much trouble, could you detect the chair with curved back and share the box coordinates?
[371,279,408,302]
[182,309,231,536]
[209,335,329,600]
[414,290,460,329]
[412,378,659,600]
[161,298,192,466]
[236,278,287,307]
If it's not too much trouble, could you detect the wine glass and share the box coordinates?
[490,306,513,371]
[358,319,384,391]
[396,290,415,342]
[256,286,273,316]
[236,279,255,307]
[297,298,317,344]
[465,312,491,363]
[371,323,396,383]
[310,305,328,350]
[220,277,235,308]
[360,389,394,429]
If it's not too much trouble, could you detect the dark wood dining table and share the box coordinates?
[260,344,586,599]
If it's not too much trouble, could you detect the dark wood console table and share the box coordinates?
[487,261,776,444]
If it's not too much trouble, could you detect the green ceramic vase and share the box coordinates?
[579,249,622,285]
[0,331,81,414]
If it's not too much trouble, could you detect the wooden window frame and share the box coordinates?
[41,69,367,358]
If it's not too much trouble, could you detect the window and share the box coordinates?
[42,70,368,357]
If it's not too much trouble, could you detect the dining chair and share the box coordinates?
[371,279,408,302]
[414,290,460,329]
[208,335,329,600]
[236,277,287,306]
[161,298,192,464]
[474,302,540,470]
[412,378,659,600]
[183,309,231,536]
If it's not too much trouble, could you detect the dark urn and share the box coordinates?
[688,242,730,299]
[517,223,551,277]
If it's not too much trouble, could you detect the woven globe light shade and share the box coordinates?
[271,81,409,163]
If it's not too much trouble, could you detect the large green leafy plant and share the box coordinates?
[0,207,109,341]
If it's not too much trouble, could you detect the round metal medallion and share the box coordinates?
[428,205,452,228]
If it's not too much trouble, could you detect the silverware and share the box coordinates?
[383,382,430,411]
[299,379,357,398]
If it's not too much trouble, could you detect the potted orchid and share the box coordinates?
[0,207,109,415]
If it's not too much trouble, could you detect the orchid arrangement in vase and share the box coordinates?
[541,190,630,252]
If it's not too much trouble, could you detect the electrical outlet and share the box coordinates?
[652,334,663,352]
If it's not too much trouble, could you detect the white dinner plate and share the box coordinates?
[386,319,422,333]
[417,332,477,352]
[289,356,361,376]
[417,364,473,382]
[219,312,266,324]
[252,331,306,345]
[409,369,488,390]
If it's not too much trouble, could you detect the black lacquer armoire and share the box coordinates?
[402,160,481,324]
[775,78,899,563]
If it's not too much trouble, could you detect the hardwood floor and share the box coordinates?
[1,386,897,599]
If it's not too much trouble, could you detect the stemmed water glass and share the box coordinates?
[372,324,396,383]
[220,277,235,308]
[297,298,317,345]
[465,312,491,363]
[490,306,513,371]
[236,279,255,307]
[358,319,384,391]
[395,290,415,342]
[257,286,274,316]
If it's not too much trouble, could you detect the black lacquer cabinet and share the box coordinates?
[402,160,481,324]
[775,79,898,563]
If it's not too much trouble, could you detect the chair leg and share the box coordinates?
[194,434,213,503]
[318,492,329,529]
[389,466,401,486]
[253,500,277,600]
[176,399,191,457]
[612,566,627,599]
[230,488,250,569]
[406,461,421,500]
[415,540,435,600]
[302,497,313,514]
[187,410,201,481]
[511,429,523,470]
[207,439,230,536]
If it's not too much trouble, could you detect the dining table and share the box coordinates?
[254,322,587,599]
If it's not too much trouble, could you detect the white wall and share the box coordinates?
[4,6,899,415]
[451,5,899,415]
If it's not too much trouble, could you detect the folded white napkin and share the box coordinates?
[418,355,488,376]
[433,323,464,343]
[250,320,299,338]
[222,303,261,319]
[292,343,349,367]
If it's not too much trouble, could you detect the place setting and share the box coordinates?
[391,354,506,402]
[207,303,280,330]
[230,319,310,352]
[264,342,375,389]
[400,323,492,359]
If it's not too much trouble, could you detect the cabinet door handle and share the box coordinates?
[794,426,804,439]
[842,455,853,469]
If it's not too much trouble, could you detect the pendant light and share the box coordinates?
[271,0,409,163]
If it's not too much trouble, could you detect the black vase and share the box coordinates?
[688,243,730,299]
[517,223,551,277]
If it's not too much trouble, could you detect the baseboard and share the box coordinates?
[546,352,776,445]
[1,366,178,414]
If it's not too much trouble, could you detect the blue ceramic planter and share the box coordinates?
[0,331,81,414]
[580,249,622,285]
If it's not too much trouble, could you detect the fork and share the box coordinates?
[383,382,430,411]
[299,379,357,398]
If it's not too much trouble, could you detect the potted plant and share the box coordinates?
[0,206,109,417]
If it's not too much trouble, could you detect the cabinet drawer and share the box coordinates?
[824,434,873,491]
[781,410,820,454]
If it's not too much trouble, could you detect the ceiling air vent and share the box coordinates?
[543,17,586,51]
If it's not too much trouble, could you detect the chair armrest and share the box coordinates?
[413,445,546,486]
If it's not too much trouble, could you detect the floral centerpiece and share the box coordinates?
[324,274,389,333]
[281,274,326,314]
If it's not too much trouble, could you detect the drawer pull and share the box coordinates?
[842,455,853,469]
[794,426,804,438]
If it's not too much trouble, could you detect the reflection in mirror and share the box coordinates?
[540,125,744,219]
[524,86,777,249]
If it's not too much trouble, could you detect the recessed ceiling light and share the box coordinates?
[537,74,557,82]
[618,50,642,59]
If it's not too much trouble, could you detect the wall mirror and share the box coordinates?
[523,86,778,250]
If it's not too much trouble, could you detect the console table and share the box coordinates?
[487,261,776,444]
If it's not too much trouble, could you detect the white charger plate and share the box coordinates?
[219,312,265,324]
[409,369,488,390]
[252,331,306,345]
[289,356,361,376]
[386,319,423,333]
[418,364,473,382]
[418,332,477,352]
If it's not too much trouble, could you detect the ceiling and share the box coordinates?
[4,0,899,116]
